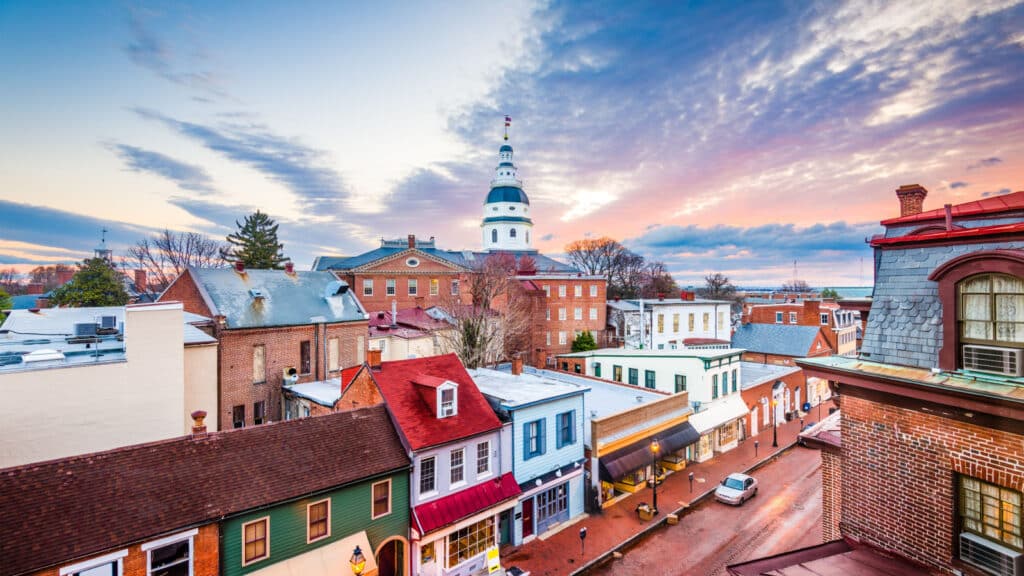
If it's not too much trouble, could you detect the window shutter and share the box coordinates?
[555,415,564,450]
[569,411,576,444]
[523,423,531,460]
[540,418,547,455]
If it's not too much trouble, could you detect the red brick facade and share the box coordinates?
[740,335,832,366]
[337,250,470,312]
[161,269,213,317]
[335,368,384,411]
[743,300,850,353]
[738,368,807,437]
[821,448,841,542]
[524,276,607,365]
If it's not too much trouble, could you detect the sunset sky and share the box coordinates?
[2,1,1022,287]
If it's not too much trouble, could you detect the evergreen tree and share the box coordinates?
[571,330,598,352]
[221,210,290,269]
[50,258,129,307]
[820,287,840,299]
[0,287,12,319]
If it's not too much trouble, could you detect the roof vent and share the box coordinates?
[74,322,98,337]
[23,349,66,363]
[324,280,349,299]
[100,315,117,330]
[249,288,265,300]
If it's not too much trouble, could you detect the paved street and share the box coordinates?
[590,445,822,575]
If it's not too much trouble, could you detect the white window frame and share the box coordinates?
[789,312,797,324]
[450,447,465,486]
[386,279,396,296]
[430,278,439,296]
[546,308,551,321]
[306,498,331,544]
[546,332,551,346]
[558,331,567,345]
[328,337,339,372]
[775,311,783,324]
[420,456,436,495]
[371,478,392,520]
[574,285,582,297]
[590,307,598,320]
[590,284,598,297]
[439,385,457,418]
[61,549,129,576]
[543,285,550,297]
[574,307,582,320]
[476,441,491,477]
[559,308,566,321]
[363,279,373,296]
[558,285,566,298]
[408,278,418,296]
[820,312,829,325]
[451,279,460,295]
[241,516,270,567]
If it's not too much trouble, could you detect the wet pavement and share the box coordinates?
[500,403,834,576]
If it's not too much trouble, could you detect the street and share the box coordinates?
[590,446,822,576]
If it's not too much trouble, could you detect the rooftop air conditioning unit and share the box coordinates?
[283,367,299,385]
[962,345,1024,377]
[959,531,1023,576]
[74,322,98,337]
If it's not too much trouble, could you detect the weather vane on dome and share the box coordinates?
[504,115,511,141]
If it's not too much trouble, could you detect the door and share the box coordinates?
[750,406,758,436]
[499,510,512,545]
[376,539,404,576]
[521,498,534,538]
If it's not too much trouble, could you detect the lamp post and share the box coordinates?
[688,471,694,493]
[771,399,778,448]
[350,546,366,576]
[650,439,660,515]
[754,440,759,457]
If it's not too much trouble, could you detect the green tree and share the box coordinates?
[820,287,840,299]
[220,210,290,269]
[50,258,129,307]
[0,287,12,319]
[571,330,598,352]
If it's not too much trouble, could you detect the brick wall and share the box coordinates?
[344,269,467,312]
[821,448,841,542]
[534,277,607,360]
[841,393,1024,572]
[335,368,384,411]
[161,269,213,317]
[738,369,806,436]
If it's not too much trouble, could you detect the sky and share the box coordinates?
[1,1,1023,288]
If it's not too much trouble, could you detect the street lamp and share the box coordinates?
[771,399,778,448]
[350,546,366,576]
[650,439,660,515]
[754,440,759,457]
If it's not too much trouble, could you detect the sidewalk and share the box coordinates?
[501,403,835,576]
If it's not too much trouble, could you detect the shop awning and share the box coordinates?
[246,530,377,576]
[688,395,749,434]
[598,421,700,481]
[413,472,520,535]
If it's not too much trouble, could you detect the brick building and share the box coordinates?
[737,362,807,440]
[730,185,1024,575]
[741,299,859,356]
[160,264,368,429]
[730,322,833,365]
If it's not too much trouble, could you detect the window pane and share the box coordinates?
[993,274,1024,293]
[962,276,992,293]
[151,540,191,576]
[996,294,1024,322]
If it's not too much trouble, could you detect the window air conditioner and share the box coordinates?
[962,345,1024,377]
[283,367,299,385]
[959,532,1023,576]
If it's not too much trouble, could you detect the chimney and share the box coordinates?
[408,234,416,249]
[57,269,75,285]
[190,410,207,434]
[896,184,928,217]
[234,261,245,273]
[26,282,44,295]
[804,299,820,316]
[944,204,953,231]
[368,348,382,370]
[284,261,295,274]
[511,355,524,376]
[134,269,147,293]
[658,293,665,301]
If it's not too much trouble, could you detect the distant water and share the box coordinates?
[737,286,873,298]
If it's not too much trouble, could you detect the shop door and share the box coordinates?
[499,510,512,545]
[376,539,404,576]
[522,498,534,538]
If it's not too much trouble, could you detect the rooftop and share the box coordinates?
[731,323,823,357]
[559,346,745,360]
[799,408,841,449]
[469,367,589,408]
[740,361,802,390]
[312,240,578,274]
[880,189,1024,226]
[727,538,929,575]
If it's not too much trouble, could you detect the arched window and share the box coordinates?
[491,229,498,243]
[959,273,1024,346]
[510,228,517,239]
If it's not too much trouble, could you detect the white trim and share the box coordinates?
[241,516,270,566]
[60,549,128,575]
[371,478,393,520]
[518,468,583,499]
[141,527,199,551]
[306,498,332,544]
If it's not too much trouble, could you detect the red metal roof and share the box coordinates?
[870,221,1024,247]
[727,538,930,575]
[340,365,362,390]
[881,190,1024,225]
[683,337,731,345]
[413,472,520,535]
[371,354,502,450]
[368,306,451,331]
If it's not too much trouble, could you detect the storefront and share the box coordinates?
[514,462,585,543]
[246,531,380,576]
[597,421,700,502]
[688,395,750,462]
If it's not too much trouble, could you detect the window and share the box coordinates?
[491,229,498,243]
[372,479,392,519]
[328,337,339,372]
[712,375,719,399]
[959,274,1024,347]
[574,285,582,297]
[450,448,465,484]
[451,279,460,295]
[590,307,598,320]
[820,312,830,325]
[524,419,546,459]
[421,541,436,565]
[300,340,311,374]
[590,284,598,297]
[628,368,639,385]
[363,279,373,296]
[688,313,695,332]
[559,308,566,321]
[559,331,567,345]
[430,278,439,296]
[722,373,729,396]
[719,311,726,330]
[644,370,656,389]
[732,369,738,392]
[420,457,436,494]
[673,313,680,333]
[775,311,783,324]
[253,401,265,425]
[242,517,269,565]
[447,517,495,568]
[510,228,517,239]
[307,499,330,542]
[543,284,550,297]
[440,387,456,417]
[408,279,418,295]
[546,332,551,346]
[477,441,490,475]
[593,362,602,377]
[557,411,576,447]
[61,549,128,576]
[675,374,686,393]
[558,285,566,298]
[614,365,623,382]
[959,475,1022,551]
[789,312,797,324]
[657,314,664,333]
[574,307,582,320]
[546,308,551,321]
[233,405,245,429]
[143,530,196,576]
[252,345,266,384]
[703,312,710,331]
[386,278,396,296]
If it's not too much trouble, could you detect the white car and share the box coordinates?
[715,472,758,505]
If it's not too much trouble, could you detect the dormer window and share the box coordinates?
[439,386,456,418]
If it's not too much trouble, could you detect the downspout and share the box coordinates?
[313,322,320,381]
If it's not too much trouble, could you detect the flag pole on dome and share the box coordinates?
[504,115,511,141]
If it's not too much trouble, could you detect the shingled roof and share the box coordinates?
[731,323,824,357]
[0,405,409,576]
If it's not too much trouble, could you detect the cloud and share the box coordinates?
[949,181,969,188]
[106,143,215,194]
[968,157,1004,170]
[135,108,349,213]
[540,233,556,242]
[981,188,1012,197]
[124,6,226,97]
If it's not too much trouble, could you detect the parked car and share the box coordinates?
[715,472,758,505]
[797,421,817,447]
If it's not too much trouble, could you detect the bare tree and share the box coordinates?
[698,272,744,312]
[28,264,75,292]
[564,237,628,278]
[781,279,812,293]
[127,230,224,292]
[0,267,20,294]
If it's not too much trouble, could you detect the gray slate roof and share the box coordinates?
[190,267,367,329]
[731,323,822,357]
[312,242,577,274]
[740,361,801,390]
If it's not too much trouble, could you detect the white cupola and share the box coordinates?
[481,141,533,251]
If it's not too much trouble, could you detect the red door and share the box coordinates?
[522,498,534,538]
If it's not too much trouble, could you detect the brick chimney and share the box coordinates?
[190,410,207,434]
[368,348,382,370]
[896,184,928,217]
[234,261,245,273]
[56,269,75,285]
[134,269,147,293]
[408,234,416,249]
[26,282,44,295]
[804,299,821,318]
[511,355,524,376]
